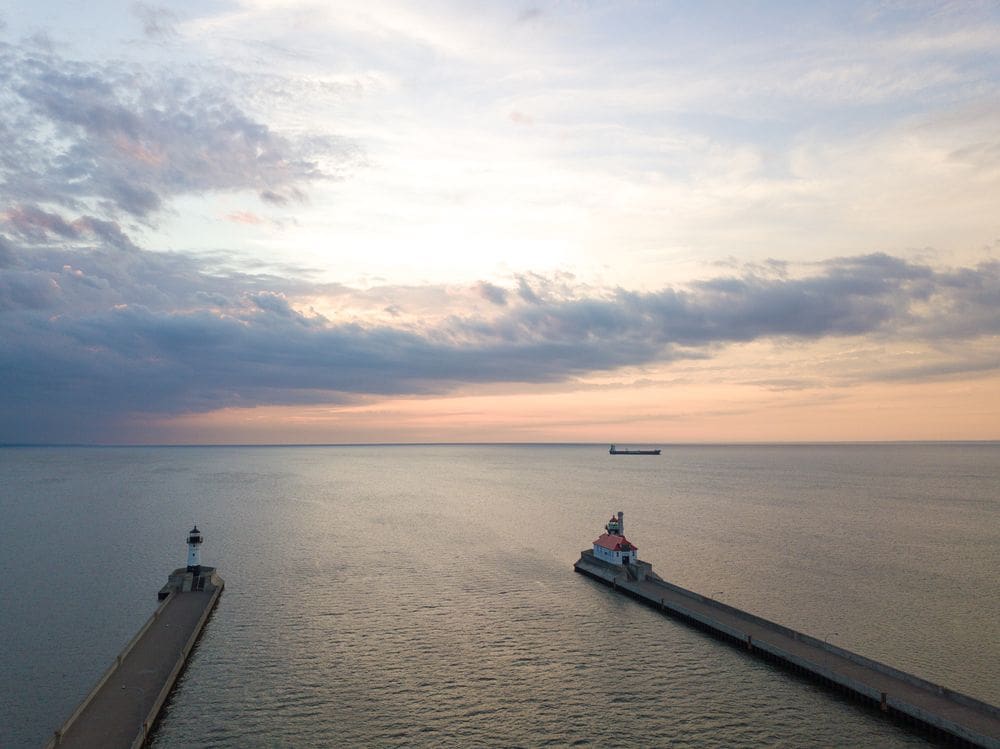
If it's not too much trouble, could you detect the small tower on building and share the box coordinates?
[187,525,203,575]
[605,511,624,536]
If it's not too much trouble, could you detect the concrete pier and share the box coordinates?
[575,550,1000,748]
[46,567,223,749]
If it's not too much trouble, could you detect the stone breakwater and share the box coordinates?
[575,550,1000,749]
[46,568,223,749]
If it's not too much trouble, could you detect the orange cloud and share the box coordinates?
[112,133,165,166]
[225,211,266,225]
[145,372,999,445]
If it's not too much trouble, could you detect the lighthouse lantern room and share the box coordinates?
[187,525,203,574]
[592,511,637,566]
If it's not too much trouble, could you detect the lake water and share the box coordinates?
[1,444,997,748]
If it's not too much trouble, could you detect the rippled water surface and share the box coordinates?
[2,444,997,748]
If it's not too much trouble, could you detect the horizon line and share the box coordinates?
[2,440,997,449]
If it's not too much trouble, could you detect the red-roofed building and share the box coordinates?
[593,512,637,566]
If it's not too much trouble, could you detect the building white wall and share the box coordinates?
[593,543,637,566]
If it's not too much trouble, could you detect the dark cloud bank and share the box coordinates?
[1,41,998,442]
[3,232,996,442]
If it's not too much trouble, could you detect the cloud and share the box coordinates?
[516,275,542,304]
[870,356,1000,383]
[509,110,533,125]
[0,41,348,220]
[0,236,14,268]
[516,7,542,25]
[131,3,179,39]
[1,228,996,442]
[2,205,140,251]
[3,204,79,241]
[225,211,266,225]
[477,281,508,306]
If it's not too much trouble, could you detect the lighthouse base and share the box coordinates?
[574,549,658,583]
[159,565,219,600]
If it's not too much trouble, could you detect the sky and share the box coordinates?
[0,0,998,444]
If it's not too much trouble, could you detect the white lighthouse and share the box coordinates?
[159,524,219,599]
[186,525,203,574]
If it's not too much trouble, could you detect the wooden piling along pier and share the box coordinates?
[46,567,223,749]
[575,550,1000,748]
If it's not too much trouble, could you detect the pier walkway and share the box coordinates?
[576,551,999,748]
[48,573,222,749]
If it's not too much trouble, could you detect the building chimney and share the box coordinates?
[618,511,624,536]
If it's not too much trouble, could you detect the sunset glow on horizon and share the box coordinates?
[1,1,998,444]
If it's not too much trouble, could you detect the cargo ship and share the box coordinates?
[609,444,661,455]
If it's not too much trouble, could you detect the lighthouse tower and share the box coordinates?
[606,511,624,536]
[186,525,203,575]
